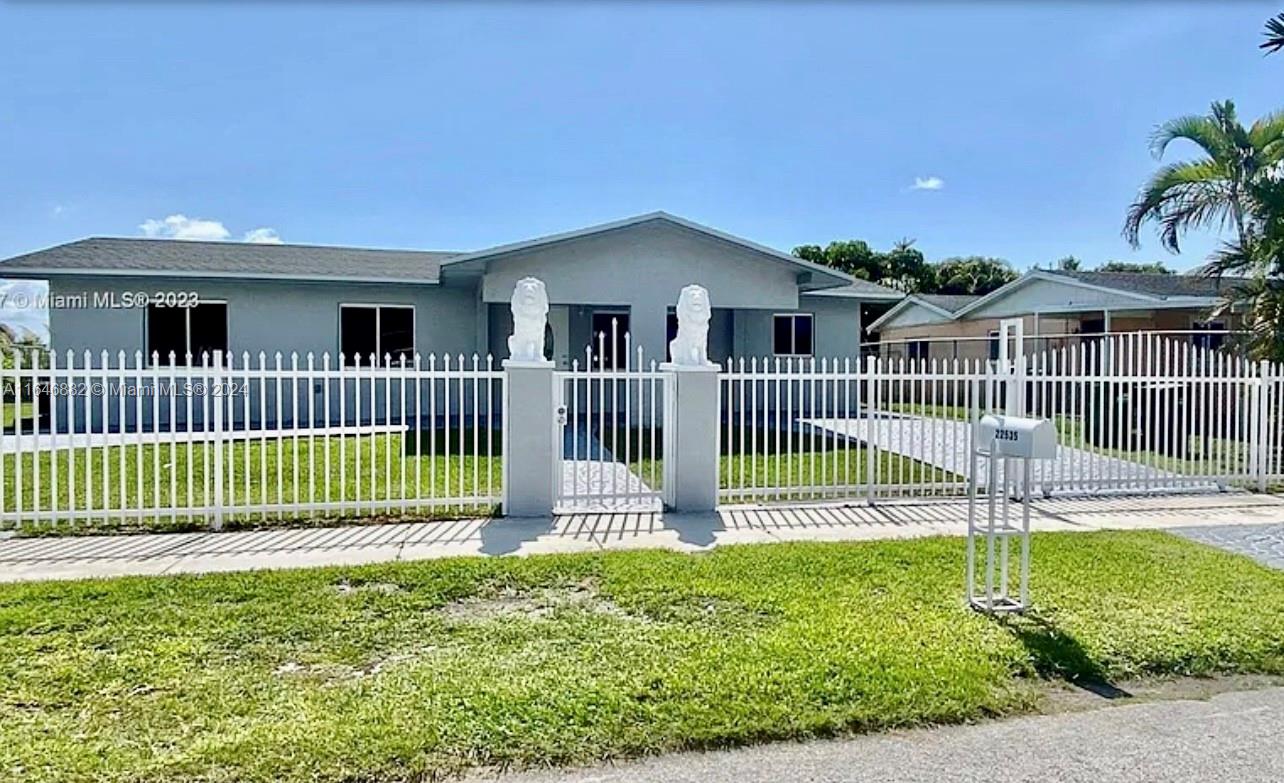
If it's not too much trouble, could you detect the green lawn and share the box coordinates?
[1,401,33,429]
[2,432,501,534]
[1,532,1281,782]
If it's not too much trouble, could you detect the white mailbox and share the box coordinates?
[974,414,1057,460]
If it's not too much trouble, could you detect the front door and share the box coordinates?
[590,311,630,369]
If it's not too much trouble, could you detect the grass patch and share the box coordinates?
[0,531,1281,782]
[3,432,501,535]
[1,401,33,429]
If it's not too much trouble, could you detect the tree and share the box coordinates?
[792,240,880,281]
[1123,100,1284,254]
[1054,255,1082,271]
[1096,260,1173,275]
[932,256,1017,295]
[791,238,933,291]
[1264,12,1284,54]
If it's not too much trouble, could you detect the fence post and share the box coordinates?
[865,354,877,505]
[502,360,557,517]
[661,363,720,512]
[1255,360,1268,493]
[210,350,225,531]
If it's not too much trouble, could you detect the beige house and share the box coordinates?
[869,270,1242,362]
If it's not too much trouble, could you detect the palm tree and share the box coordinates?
[1264,12,1284,55]
[1124,100,1284,253]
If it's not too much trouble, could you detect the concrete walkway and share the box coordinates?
[805,415,1217,490]
[3,492,1284,583]
[489,686,1284,783]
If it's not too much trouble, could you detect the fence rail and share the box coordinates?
[1,349,504,531]
[3,332,1281,531]
[719,334,1284,504]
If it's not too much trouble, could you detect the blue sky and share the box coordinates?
[1,2,1281,337]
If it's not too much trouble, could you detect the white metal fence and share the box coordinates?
[1,349,503,530]
[719,333,1284,504]
[554,334,669,512]
[4,332,1282,531]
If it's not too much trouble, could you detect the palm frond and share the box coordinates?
[1148,113,1231,160]
[1263,12,1284,54]
[1123,159,1231,250]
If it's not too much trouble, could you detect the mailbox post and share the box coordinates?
[967,413,1057,614]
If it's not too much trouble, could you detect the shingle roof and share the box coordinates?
[916,293,980,312]
[1046,270,1247,299]
[0,237,459,283]
[802,279,904,300]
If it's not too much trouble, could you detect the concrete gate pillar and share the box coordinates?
[502,277,558,517]
[662,364,721,512]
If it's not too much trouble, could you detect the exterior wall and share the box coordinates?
[878,307,1227,362]
[964,277,1159,319]
[477,221,804,360]
[45,275,481,362]
[734,295,863,361]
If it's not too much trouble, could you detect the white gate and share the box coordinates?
[554,334,671,513]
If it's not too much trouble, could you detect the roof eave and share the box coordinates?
[0,267,441,286]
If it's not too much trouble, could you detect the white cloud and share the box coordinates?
[139,214,231,241]
[242,227,283,244]
[0,279,50,343]
[911,176,945,191]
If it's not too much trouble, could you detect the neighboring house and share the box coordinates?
[0,212,902,369]
[869,269,1243,362]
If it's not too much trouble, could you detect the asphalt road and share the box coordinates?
[487,687,1284,783]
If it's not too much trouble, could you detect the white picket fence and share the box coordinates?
[3,332,1282,530]
[719,334,1284,504]
[1,350,503,529]
[554,338,669,512]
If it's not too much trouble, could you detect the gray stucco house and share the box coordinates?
[0,212,901,367]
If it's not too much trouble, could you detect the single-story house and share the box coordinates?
[869,269,1243,362]
[0,212,902,369]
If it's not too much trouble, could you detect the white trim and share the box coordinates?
[952,270,1162,320]
[438,211,864,292]
[772,312,815,357]
[866,295,957,332]
[0,267,441,285]
[338,303,417,363]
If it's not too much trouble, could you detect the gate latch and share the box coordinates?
[555,404,568,426]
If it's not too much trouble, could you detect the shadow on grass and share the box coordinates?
[998,610,1132,700]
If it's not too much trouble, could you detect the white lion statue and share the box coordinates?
[508,277,550,363]
[668,284,713,366]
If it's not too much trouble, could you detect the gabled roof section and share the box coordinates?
[950,269,1227,320]
[867,293,979,331]
[0,237,457,284]
[439,211,861,292]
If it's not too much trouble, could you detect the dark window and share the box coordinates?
[189,303,227,361]
[773,314,814,356]
[1193,321,1226,351]
[147,305,187,363]
[146,302,227,365]
[340,305,414,365]
[988,331,1001,361]
[590,312,629,369]
[907,340,930,362]
[666,311,679,362]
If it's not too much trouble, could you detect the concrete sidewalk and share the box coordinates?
[489,686,1284,783]
[3,492,1284,583]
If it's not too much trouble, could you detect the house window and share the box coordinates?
[988,330,1001,361]
[590,311,629,369]
[146,302,227,365]
[340,304,415,365]
[907,340,930,362]
[773,313,813,357]
[1192,320,1226,351]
